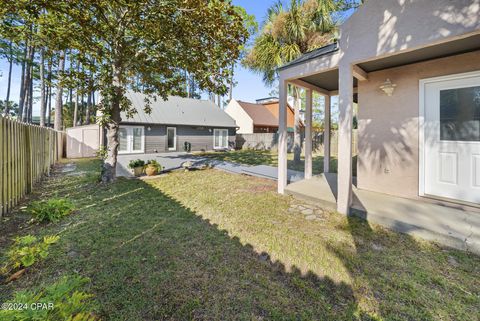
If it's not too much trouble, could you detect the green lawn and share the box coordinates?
[0,159,478,320]
[195,149,358,176]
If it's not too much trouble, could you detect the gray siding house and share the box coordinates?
[117,92,237,154]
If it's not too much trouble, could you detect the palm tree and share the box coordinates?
[243,0,340,164]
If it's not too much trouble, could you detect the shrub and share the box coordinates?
[145,159,162,171]
[1,235,60,275]
[28,198,75,223]
[128,159,145,168]
[0,275,97,320]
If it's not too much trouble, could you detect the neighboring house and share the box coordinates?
[225,98,303,134]
[277,0,480,214]
[117,92,237,154]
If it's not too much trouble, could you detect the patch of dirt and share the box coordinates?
[238,184,276,193]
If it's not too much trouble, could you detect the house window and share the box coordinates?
[118,126,145,154]
[213,129,229,149]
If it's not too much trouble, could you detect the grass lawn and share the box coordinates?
[195,149,357,176]
[1,158,478,320]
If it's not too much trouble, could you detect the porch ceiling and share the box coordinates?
[298,33,480,92]
[358,33,480,72]
[300,69,358,92]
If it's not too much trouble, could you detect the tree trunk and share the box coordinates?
[54,50,66,131]
[18,44,27,120]
[73,88,78,126]
[23,46,35,123]
[3,42,13,116]
[39,49,46,126]
[80,92,84,125]
[28,67,33,123]
[293,86,302,164]
[22,68,31,123]
[47,58,52,126]
[20,46,32,122]
[101,63,123,183]
[228,63,234,102]
[85,84,91,124]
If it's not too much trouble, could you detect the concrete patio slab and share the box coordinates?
[117,152,207,177]
[117,153,304,183]
[285,174,480,255]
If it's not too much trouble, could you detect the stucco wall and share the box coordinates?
[357,50,480,198]
[225,99,253,134]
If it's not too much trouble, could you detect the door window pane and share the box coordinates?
[132,128,143,151]
[440,86,480,141]
[221,130,228,148]
[214,131,220,147]
[119,128,128,151]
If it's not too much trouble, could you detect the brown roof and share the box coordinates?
[237,100,303,128]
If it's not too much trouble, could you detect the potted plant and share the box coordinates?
[145,160,162,176]
[128,159,145,177]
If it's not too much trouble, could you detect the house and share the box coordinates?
[225,98,302,134]
[276,0,480,216]
[117,92,237,154]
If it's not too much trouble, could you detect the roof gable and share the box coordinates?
[120,92,236,128]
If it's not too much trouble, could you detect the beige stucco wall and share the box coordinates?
[279,0,480,80]
[357,50,480,199]
[225,99,253,134]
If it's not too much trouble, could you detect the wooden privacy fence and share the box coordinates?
[0,116,64,216]
[236,130,358,156]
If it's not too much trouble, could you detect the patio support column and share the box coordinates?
[324,94,331,173]
[304,88,313,179]
[278,78,288,193]
[337,64,354,214]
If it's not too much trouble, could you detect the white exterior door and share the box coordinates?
[214,129,229,149]
[167,127,176,151]
[422,71,480,204]
[118,126,145,154]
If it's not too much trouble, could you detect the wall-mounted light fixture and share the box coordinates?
[147,126,152,131]
[379,79,396,96]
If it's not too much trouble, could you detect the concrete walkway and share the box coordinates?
[116,152,304,183]
[285,174,480,255]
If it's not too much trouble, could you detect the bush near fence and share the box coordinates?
[0,116,64,216]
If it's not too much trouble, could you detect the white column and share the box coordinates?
[278,79,288,193]
[324,94,331,173]
[304,88,313,179]
[337,64,354,214]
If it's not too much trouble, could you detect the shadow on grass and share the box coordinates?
[2,171,359,320]
[326,213,479,321]
[198,150,357,176]
[2,159,478,320]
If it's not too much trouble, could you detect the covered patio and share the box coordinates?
[276,0,480,251]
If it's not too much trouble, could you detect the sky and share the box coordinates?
[0,1,300,116]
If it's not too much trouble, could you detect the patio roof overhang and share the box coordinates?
[280,33,480,94]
